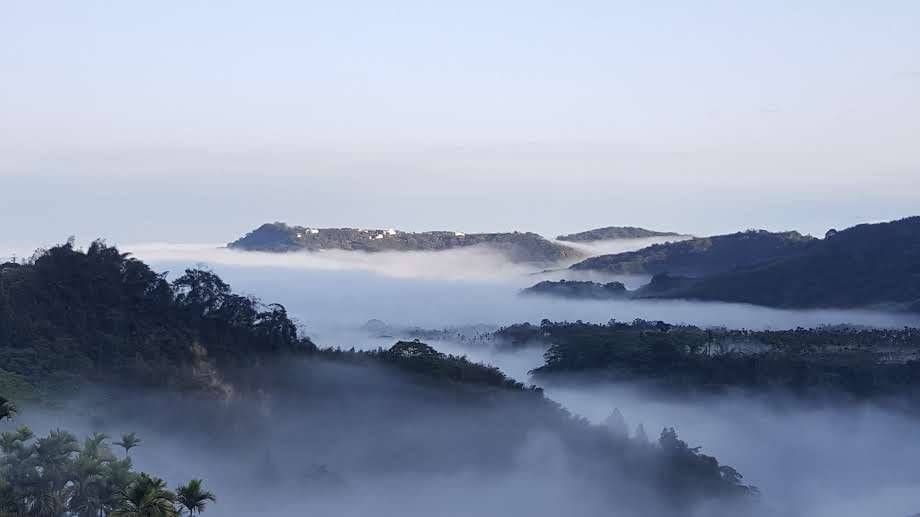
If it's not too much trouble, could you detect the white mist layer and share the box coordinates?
[355,333,920,517]
[125,242,541,281]
[552,235,692,259]
[131,250,920,330]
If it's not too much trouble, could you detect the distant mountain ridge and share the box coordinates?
[653,216,920,311]
[557,226,682,242]
[534,217,920,313]
[570,229,816,277]
[228,222,582,264]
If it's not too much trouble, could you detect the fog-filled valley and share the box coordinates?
[3,234,920,517]
[6,3,920,514]
[130,242,918,334]
[110,242,920,516]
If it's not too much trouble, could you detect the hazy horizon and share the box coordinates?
[2,2,917,249]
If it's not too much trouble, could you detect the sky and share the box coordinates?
[1,1,918,252]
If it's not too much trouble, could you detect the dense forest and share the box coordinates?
[0,242,758,515]
[0,239,313,400]
[497,319,920,404]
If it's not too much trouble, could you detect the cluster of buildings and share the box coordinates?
[292,227,468,241]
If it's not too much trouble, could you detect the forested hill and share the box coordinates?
[500,319,920,405]
[556,226,681,242]
[0,240,314,398]
[569,229,816,276]
[228,222,580,264]
[652,216,920,311]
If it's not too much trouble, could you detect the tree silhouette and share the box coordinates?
[113,473,178,517]
[176,479,216,516]
[0,397,15,422]
[115,432,142,459]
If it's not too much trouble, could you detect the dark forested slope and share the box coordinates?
[499,319,920,404]
[657,217,920,311]
[569,230,815,276]
[0,240,313,398]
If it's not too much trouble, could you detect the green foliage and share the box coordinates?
[521,320,920,402]
[0,240,316,395]
[0,371,36,404]
[0,424,212,516]
[114,433,141,459]
[522,280,628,300]
[0,396,16,422]
[317,340,535,393]
[176,479,215,516]
[111,473,177,517]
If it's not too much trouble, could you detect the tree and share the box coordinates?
[604,408,629,439]
[0,397,15,421]
[113,473,178,517]
[32,429,80,516]
[115,432,142,459]
[634,423,649,444]
[176,479,215,516]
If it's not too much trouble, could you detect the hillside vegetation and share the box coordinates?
[660,217,920,311]
[570,230,815,276]
[497,319,920,405]
[0,240,312,399]
[556,226,681,242]
[228,222,580,264]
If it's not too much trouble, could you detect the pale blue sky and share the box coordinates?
[1,1,918,250]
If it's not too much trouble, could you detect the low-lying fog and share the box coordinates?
[130,243,918,336]
[8,241,917,516]
[317,333,920,517]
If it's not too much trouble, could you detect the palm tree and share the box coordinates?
[112,473,178,517]
[0,397,16,421]
[114,433,141,459]
[70,433,113,516]
[33,429,80,517]
[176,479,215,516]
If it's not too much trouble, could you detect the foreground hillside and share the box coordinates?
[0,239,312,399]
[229,222,580,264]
[570,229,815,276]
[0,241,756,516]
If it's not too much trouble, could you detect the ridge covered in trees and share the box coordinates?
[561,217,920,312]
[556,226,682,242]
[569,229,815,276]
[521,280,628,300]
[227,222,581,264]
[651,216,920,311]
[497,319,920,404]
[0,239,314,399]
